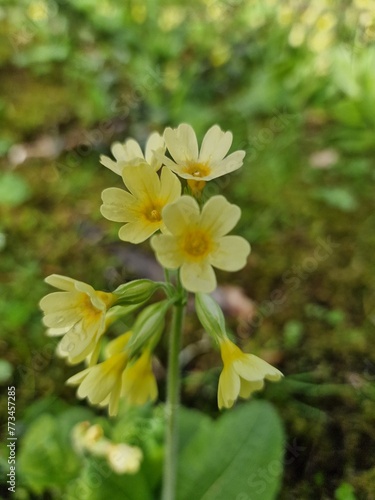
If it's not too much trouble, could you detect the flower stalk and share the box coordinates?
[162,277,186,500]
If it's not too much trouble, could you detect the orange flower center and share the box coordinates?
[184,161,211,178]
[144,203,163,222]
[183,230,212,258]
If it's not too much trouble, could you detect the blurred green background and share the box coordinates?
[1,0,375,498]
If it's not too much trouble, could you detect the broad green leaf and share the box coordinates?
[17,414,79,493]
[177,401,284,500]
[65,458,153,500]
[17,407,92,494]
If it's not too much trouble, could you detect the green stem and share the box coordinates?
[161,285,186,500]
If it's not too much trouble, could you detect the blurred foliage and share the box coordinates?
[1,0,375,498]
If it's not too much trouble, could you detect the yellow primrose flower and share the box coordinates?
[151,195,251,293]
[67,332,132,416]
[121,349,158,406]
[101,163,181,244]
[100,131,166,175]
[39,275,116,364]
[218,337,283,410]
[161,123,245,191]
[107,443,143,474]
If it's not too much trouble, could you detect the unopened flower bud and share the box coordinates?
[195,293,226,343]
[113,279,160,305]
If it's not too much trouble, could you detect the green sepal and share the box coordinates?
[105,304,143,326]
[113,279,164,305]
[127,300,173,357]
[195,293,226,345]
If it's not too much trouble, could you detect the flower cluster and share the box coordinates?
[100,123,250,293]
[40,123,282,415]
[72,422,143,474]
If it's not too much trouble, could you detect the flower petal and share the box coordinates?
[199,125,233,163]
[101,188,139,222]
[122,164,160,200]
[44,274,77,291]
[40,291,80,313]
[164,123,198,163]
[111,142,128,161]
[151,234,185,268]
[100,154,125,175]
[162,195,200,235]
[158,167,181,203]
[200,195,241,237]
[208,150,245,179]
[122,138,144,160]
[145,132,165,170]
[209,235,250,272]
[234,354,283,382]
[119,220,158,244]
[218,365,240,409]
[180,261,217,293]
[77,352,127,404]
[239,379,265,399]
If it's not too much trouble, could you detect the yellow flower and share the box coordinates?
[100,132,166,175]
[101,163,181,244]
[161,124,245,190]
[67,333,132,416]
[218,337,283,410]
[151,195,251,293]
[39,275,116,364]
[121,349,158,405]
[107,443,143,474]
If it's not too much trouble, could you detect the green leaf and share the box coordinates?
[65,458,154,500]
[17,407,92,493]
[177,401,284,500]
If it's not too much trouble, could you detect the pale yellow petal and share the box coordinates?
[66,367,91,386]
[159,167,181,203]
[209,235,250,271]
[145,132,165,170]
[77,352,127,404]
[121,352,158,405]
[218,366,240,409]
[122,163,160,200]
[60,309,105,358]
[162,195,200,235]
[44,274,77,291]
[156,154,181,173]
[105,332,132,358]
[100,154,125,175]
[122,138,144,160]
[199,125,233,163]
[200,196,241,237]
[46,326,70,337]
[239,379,265,399]
[180,261,217,293]
[111,142,128,161]
[108,379,122,416]
[119,220,159,244]
[40,291,80,313]
[208,150,245,179]
[164,123,198,163]
[234,354,283,382]
[101,188,140,222]
[151,234,185,268]
[72,281,96,298]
